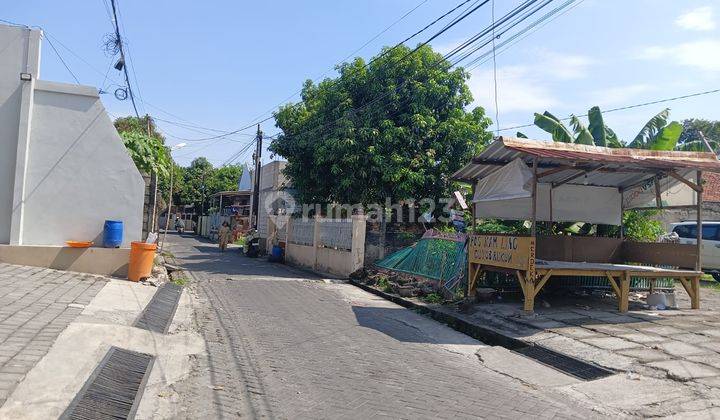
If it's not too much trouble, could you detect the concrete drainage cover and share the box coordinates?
[514,345,614,381]
[134,283,183,333]
[61,347,154,420]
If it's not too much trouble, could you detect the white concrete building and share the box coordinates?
[0,24,144,247]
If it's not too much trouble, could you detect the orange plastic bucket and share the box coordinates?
[128,241,157,281]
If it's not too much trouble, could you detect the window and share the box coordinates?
[673,225,695,238]
[673,224,720,240]
[703,224,720,241]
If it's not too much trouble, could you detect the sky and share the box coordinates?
[4,0,720,167]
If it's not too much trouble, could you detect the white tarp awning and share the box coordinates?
[473,159,622,225]
[622,170,697,209]
[473,158,533,202]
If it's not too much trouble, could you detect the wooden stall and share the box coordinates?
[454,137,720,312]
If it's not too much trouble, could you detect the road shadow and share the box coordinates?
[171,235,321,280]
[351,306,475,345]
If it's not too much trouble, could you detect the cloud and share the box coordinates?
[588,84,655,107]
[535,50,594,80]
[464,50,593,115]
[468,65,559,113]
[675,6,716,31]
[638,39,720,71]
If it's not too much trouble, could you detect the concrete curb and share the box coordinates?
[349,279,527,350]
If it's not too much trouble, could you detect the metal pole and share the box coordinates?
[160,165,174,251]
[147,115,158,233]
[251,124,263,229]
[697,170,703,272]
[699,131,716,154]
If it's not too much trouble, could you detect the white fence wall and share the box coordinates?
[284,215,366,278]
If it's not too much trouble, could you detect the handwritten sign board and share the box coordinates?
[469,234,535,278]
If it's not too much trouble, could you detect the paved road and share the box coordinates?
[168,233,594,419]
[0,264,106,405]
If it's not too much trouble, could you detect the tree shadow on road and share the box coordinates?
[351,306,479,345]
[176,243,322,280]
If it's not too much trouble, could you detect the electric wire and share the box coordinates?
[271,0,523,144]
[45,35,81,84]
[491,0,500,135]
[109,0,140,118]
[465,0,583,71]
[227,0,477,136]
[497,88,720,132]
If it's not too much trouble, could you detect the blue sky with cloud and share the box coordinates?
[4,0,719,165]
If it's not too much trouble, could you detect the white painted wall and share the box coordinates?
[0,24,145,247]
[0,25,34,243]
[23,82,144,246]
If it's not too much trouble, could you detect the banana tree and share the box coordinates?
[520,106,681,151]
[519,107,622,147]
[626,108,683,150]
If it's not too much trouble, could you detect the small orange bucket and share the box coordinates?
[128,241,157,281]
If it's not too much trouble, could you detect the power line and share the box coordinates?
[273,0,531,144]
[448,0,553,66]
[497,87,720,132]
[228,0,475,135]
[109,0,140,118]
[45,35,80,84]
[115,2,146,115]
[465,0,583,71]
[491,0,500,135]
[153,117,255,137]
[0,18,84,85]
[398,0,491,62]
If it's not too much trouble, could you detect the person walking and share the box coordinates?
[218,221,231,252]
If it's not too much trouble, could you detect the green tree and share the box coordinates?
[178,157,213,212]
[524,107,682,151]
[211,165,244,193]
[678,118,720,151]
[114,115,171,178]
[270,44,493,206]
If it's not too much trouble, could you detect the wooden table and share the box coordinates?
[526,260,702,312]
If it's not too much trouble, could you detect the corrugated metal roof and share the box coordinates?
[453,137,720,190]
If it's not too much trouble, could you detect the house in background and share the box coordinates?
[657,172,720,229]
[0,24,144,247]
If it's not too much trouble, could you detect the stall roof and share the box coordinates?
[210,190,252,198]
[452,137,720,190]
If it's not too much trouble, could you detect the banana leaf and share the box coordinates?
[630,108,670,148]
[534,111,574,143]
[570,115,594,145]
[587,106,606,146]
[649,121,682,151]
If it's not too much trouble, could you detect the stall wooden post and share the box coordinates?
[619,271,630,312]
[696,170,703,273]
[471,182,477,233]
[531,158,538,237]
[695,170,703,309]
[619,190,624,240]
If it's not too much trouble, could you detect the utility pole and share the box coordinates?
[147,114,159,234]
[251,124,263,229]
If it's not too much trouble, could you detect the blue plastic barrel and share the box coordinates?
[103,220,124,248]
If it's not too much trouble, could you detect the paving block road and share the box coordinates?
[0,263,107,406]
[168,234,599,419]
